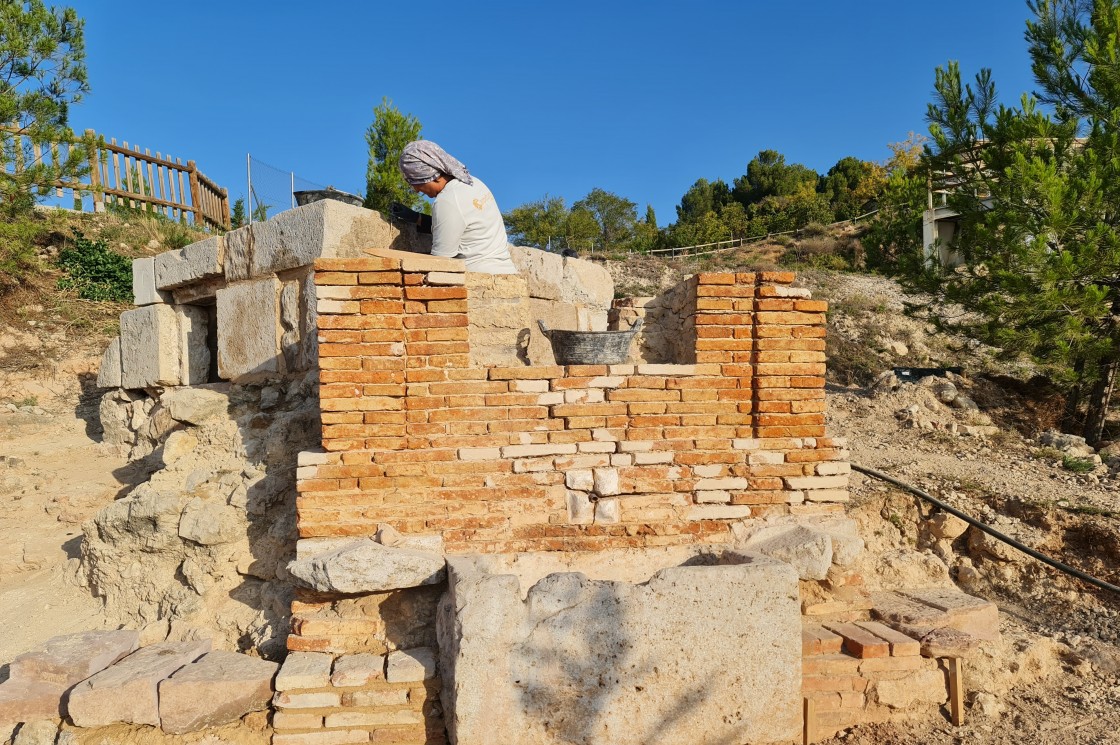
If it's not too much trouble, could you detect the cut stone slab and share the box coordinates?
[0,680,67,727]
[438,554,801,745]
[11,720,58,745]
[175,304,209,385]
[919,627,983,658]
[871,589,1000,643]
[120,304,182,388]
[363,245,463,272]
[509,245,613,308]
[253,200,405,276]
[215,277,281,380]
[158,650,277,734]
[384,648,437,683]
[162,387,229,424]
[96,336,122,388]
[742,524,833,580]
[275,652,333,691]
[874,668,947,709]
[132,257,171,306]
[67,639,211,727]
[287,537,446,594]
[330,654,384,687]
[155,237,224,290]
[9,630,139,687]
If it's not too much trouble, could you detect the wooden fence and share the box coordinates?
[2,127,230,229]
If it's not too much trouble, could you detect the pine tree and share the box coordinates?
[363,98,423,213]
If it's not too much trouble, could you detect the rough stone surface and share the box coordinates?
[287,538,446,594]
[0,681,66,727]
[177,497,242,546]
[927,513,969,541]
[96,336,123,388]
[275,652,333,691]
[9,630,139,687]
[216,277,281,380]
[162,387,229,424]
[120,305,182,388]
[466,273,531,366]
[330,654,384,687]
[742,524,833,580]
[874,668,947,709]
[438,554,801,745]
[155,237,224,289]
[384,648,437,683]
[509,245,613,308]
[11,720,57,745]
[527,298,580,365]
[175,304,210,386]
[67,639,211,727]
[158,651,277,734]
[132,256,170,306]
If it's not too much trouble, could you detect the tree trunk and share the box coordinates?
[1063,358,1086,430]
[1082,359,1118,446]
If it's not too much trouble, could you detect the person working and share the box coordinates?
[389,141,519,274]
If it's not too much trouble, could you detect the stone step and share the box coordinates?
[0,679,67,728]
[870,587,999,658]
[158,651,278,734]
[8,630,139,688]
[802,584,873,617]
[802,625,843,657]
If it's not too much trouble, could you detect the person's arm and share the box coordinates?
[431,191,466,258]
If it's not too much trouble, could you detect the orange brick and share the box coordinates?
[695,313,753,326]
[319,314,403,330]
[697,285,754,298]
[315,257,398,272]
[357,270,403,284]
[754,299,795,311]
[756,425,826,438]
[403,314,468,329]
[405,286,468,300]
[428,299,469,313]
[314,272,357,285]
[696,298,733,311]
[759,271,795,283]
[697,272,736,285]
[795,300,828,312]
[358,300,406,314]
[489,366,565,380]
[696,325,734,338]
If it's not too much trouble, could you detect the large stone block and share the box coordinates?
[120,305,182,388]
[158,651,277,734]
[155,237,224,289]
[0,680,66,727]
[132,257,171,306]
[9,630,139,687]
[67,639,211,727]
[509,245,613,308]
[287,537,446,594]
[215,277,281,380]
[175,304,209,385]
[527,298,579,365]
[96,336,122,388]
[742,524,834,580]
[438,554,801,745]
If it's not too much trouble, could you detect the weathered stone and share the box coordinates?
[330,654,384,687]
[96,337,122,388]
[216,277,281,380]
[280,279,302,372]
[162,387,229,424]
[899,588,1000,640]
[67,639,211,727]
[132,257,170,306]
[592,468,619,497]
[154,237,224,289]
[919,627,982,658]
[384,648,436,683]
[175,304,209,385]
[287,537,446,594]
[178,498,242,545]
[742,524,833,580]
[223,226,251,281]
[874,668,947,709]
[509,245,613,307]
[11,720,57,745]
[810,517,865,566]
[9,630,139,687]
[527,298,580,365]
[438,555,801,745]
[275,652,333,691]
[0,681,66,727]
[927,513,969,541]
[120,305,181,388]
[158,651,277,734]
[161,430,198,465]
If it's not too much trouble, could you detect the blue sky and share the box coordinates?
[68,1,1037,224]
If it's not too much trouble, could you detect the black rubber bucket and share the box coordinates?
[293,188,364,208]
[537,318,643,365]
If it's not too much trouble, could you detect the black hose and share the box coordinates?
[851,462,1120,596]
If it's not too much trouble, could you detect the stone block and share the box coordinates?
[132,257,170,306]
[509,245,613,307]
[287,537,446,594]
[593,468,619,496]
[9,630,139,687]
[120,304,182,388]
[438,556,801,745]
[275,652,334,691]
[155,237,224,289]
[0,680,66,727]
[384,647,437,683]
[96,337,122,388]
[742,525,833,580]
[874,668,947,709]
[67,639,211,727]
[163,387,230,424]
[215,277,281,380]
[175,304,209,385]
[330,654,384,687]
[272,732,369,745]
[272,691,340,709]
[158,651,277,734]
[280,279,302,372]
[527,298,579,365]
[365,245,463,272]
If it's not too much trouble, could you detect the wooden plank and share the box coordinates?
[99,187,196,211]
[176,158,187,222]
[51,142,62,196]
[86,130,104,213]
[187,160,202,226]
[803,696,816,745]
[133,144,146,210]
[110,138,122,209]
[121,142,135,207]
[155,152,168,217]
[949,657,964,726]
[145,148,157,214]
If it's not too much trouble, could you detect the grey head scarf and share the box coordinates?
[398,140,474,186]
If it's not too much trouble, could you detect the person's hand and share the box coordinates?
[389,202,420,225]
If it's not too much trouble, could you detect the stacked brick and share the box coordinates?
[297,259,850,554]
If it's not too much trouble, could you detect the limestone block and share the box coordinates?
[223,226,251,281]
[178,497,242,546]
[275,652,333,691]
[287,537,447,594]
[527,298,579,365]
[163,387,230,424]
[566,490,595,524]
[384,648,437,683]
[67,639,211,727]
[299,270,318,371]
[215,277,281,380]
[874,668,947,708]
[438,556,801,745]
[120,305,182,388]
[132,257,170,306]
[158,651,277,734]
[331,654,384,687]
[509,245,613,308]
[155,237,224,289]
[175,304,209,385]
[251,201,406,277]
[11,720,57,745]
[927,513,969,540]
[280,279,301,372]
[0,681,66,727]
[9,630,139,687]
[96,337,122,388]
[467,273,531,366]
[742,525,834,580]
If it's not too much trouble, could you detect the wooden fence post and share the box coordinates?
[187,160,202,226]
[84,129,104,213]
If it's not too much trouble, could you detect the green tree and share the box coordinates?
[675,178,732,223]
[504,195,569,248]
[732,149,819,206]
[363,97,423,213]
[914,0,1120,444]
[572,188,638,251]
[230,196,247,228]
[0,0,89,217]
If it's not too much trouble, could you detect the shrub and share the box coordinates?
[1061,455,1097,473]
[57,230,131,301]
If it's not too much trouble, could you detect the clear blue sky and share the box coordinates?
[68,1,1037,224]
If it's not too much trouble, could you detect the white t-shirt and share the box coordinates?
[431,177,518,274]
